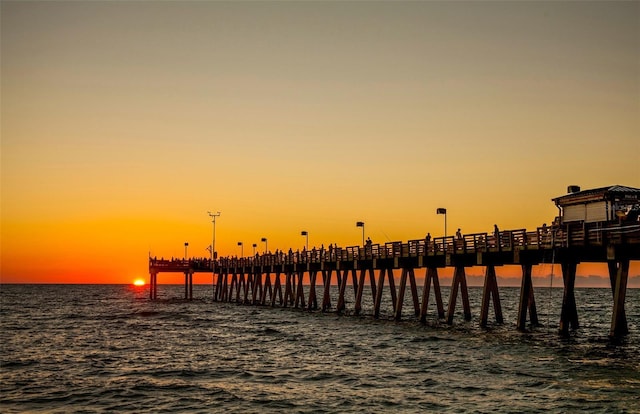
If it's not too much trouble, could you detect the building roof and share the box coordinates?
[552,185,640,206]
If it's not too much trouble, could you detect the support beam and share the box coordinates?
[354,268,375,316]
[283,272,293,307]
[447,265,471,324]
[408,268,421,317]
[295,271,306,308]
[261,272,272,305]
[236,272,245,303]
[322,270,333,311]
[394,268,408,320]
[308,271,318,311]
[609,259,630,337]
[252,272,263,305]
[337,269,349,313]
[184,272,189,300]
[272,272,284,307]
[373,269,387,319]
[559,261,579,335]
[420,267,444,323]
[220,271,229,302]
[242,273,253,304]
[480,265,503,327]
[517,264,538,330]
[149,272,157,300]
[214,271,223,302]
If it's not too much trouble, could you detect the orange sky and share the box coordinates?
[1,1,639,285]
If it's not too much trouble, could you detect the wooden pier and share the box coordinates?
[149,222,640,338]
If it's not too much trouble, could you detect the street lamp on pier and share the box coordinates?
[252,243,257,256]
[184,242,189,261]
[261,237,268,253]
[208,211,221,297]
[237,241,243,257]
[301,231,308,250]
[436,208,447,238]
[356,221,365,246]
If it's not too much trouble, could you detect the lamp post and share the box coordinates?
[436,208,447,238]
[252,243,257,256]
[237,241,243,257]
[301,231,308,250]
[261,237,268,253]
[184,242,189,260]
[208,211,221,296]
[356,221,365,246]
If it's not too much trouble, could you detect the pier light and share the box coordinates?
[301,231,308,250]
[436,208,447,238]
[261,237,268,253]
[207,211,221,298]
[252,243,257,256]
[237,241,243,257]
[184,242,189,260]
[356,221,365,246]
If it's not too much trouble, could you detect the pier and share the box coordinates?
[149,185,640,338]
[150,222,640,338]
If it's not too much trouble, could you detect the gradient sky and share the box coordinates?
[2,1,639,284]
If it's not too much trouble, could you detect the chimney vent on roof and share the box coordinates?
[568,185,581,194]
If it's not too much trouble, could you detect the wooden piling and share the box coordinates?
[234,272,243,303]
[559,261,579,335]
[243,272,253,304]
[609,259,630,337]
[220,271,229,302]
[322,269,333,311]
[394,268,408,320]
[261,272,272,305]
[272,271,284,307]
[336,269,350,313]
[283,272,293,307]
[308,271,318,311]
[394,268,419,320]
[447,265,471,324]
[252,272,263,305]
[516,264,538,330]
[355,268,376,316]
[373,269,387,319]
[480,265,503,327]
[149,272,157,300]
[295,271,306,308]
[420,267,445,323]
[214,272,223,302]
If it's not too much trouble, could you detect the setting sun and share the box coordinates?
[133,279,145,286]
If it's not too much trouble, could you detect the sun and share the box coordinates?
[133,279,145,286]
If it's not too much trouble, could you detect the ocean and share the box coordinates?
[1,284,639,413]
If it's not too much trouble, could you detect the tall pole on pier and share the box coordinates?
[261,237,268,253]
[356,221,365,246]
[301,231,308,250]
[437,208,447,238]
[208,211,221,297]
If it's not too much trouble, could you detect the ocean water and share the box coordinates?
[1,284,639,413]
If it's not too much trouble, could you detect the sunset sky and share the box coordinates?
[2,1,638,284]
